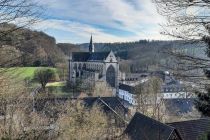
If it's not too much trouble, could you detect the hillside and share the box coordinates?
[0,23,206,72]
[0,24,66,67]
[1,67,57,81]
[79,40,207,72]
[57,43,82,56]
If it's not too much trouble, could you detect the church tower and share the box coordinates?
[89,35,94,53]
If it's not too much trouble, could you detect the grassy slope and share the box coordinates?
[1,67,72,97]
[1,67,57,81]
[46,81,72,97]
[46,81,66,87]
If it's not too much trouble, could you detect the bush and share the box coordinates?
[33,68,56,90]
[33,60,41,67]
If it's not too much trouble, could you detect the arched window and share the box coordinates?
[74,63,77,69]
[78,63,82,70]
[106,65,116,87]
[83,63,86,69]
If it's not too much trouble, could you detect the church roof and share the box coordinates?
[89,35,94,53]
[72,52,110,62]
[72,52,91,61]
[71,35,115,62]
[88,52,110,61]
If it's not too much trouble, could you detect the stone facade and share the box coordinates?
[68,36,119,93]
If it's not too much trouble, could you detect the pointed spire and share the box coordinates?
[89,34,94,53]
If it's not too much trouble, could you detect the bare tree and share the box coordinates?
[57,101,109,140]
[154,0,210,41]
[0,0,43,68]
[135,77,165,122]
[153,0,210,80]
[153,0,210,117]
[0,0,42,42]
[93,81,113,97]
[34,68,56,91]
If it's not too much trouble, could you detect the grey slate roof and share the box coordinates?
[34,97,128,122]
[71,52,110,62]
[124,112,182,140]
[88,52,110,61]
[161,80,186,93]
[82,97,128,116]
[82,97,129,125]
[72,52,90,61]
[164,98,195,115]
[119,83,135,94]
[168,118,210,140]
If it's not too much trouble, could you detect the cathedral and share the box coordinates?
[68,35,119,93]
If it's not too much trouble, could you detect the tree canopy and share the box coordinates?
[34,68,56,90]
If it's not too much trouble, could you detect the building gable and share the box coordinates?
[168,118,210,140]
[104,51,117,63]
[123,112,182,140]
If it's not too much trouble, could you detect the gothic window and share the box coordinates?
[106,65,116,87]
[79,63,82,70]
[83,63,86,70]
[74,63,77,70]
[110,55,113,62]
[76,71,79,77]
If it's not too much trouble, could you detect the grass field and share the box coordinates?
[46,81,66,87]
[46,81,73,97]
[1,67,71,96]
[1,67,57,81]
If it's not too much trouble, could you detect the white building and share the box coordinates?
[118,81,190,106]
[68,35,119,93]
[118,84,137,105]
[161,80,189,99]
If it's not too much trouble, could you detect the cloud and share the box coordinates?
[34,0,168,43]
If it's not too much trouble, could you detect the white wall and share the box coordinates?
[118,89,189,107]
[118,89,137,105]
[161,92,187,99]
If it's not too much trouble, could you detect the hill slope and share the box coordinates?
[57,43,82,56]
[79,40,207,72]
[0,24,66,67]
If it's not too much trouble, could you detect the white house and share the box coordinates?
[118,81,190,106]
[161,80,189,99]
[118,84,137,105]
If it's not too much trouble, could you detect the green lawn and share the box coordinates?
[1,67,71,96]
[46,81,73,97]
[46,81,66,87]
[1,67,57,81]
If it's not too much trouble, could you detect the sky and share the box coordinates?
[33,0,169,44]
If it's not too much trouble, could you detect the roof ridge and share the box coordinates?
[134,112,176,130]
[116,97,128,110]
[167,117,210,124]
[97,97,128,124]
